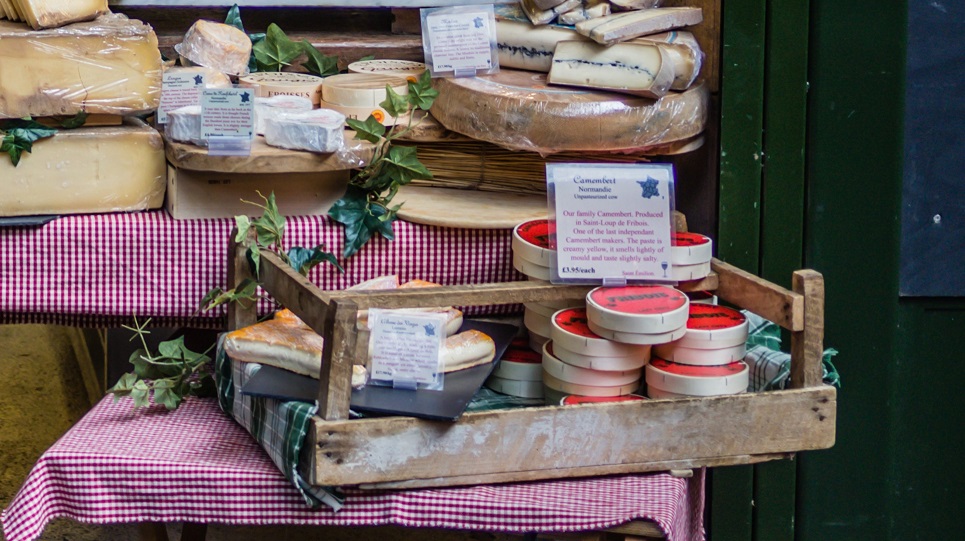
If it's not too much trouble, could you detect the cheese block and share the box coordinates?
[430,69,709,154]
[175,19,251,76]
[548,40,675,99]
[645,358,749,396]
[486,375,544,398]
[575,7,703,45]
[0,0,16,21]
[586,285,690,334]
[263,108,346,153]
[496,19,587,72]
[524,307,553,338]
[586,319,687,345]
[675,304,748,349]
[224,317,326,378]
[12,0,107,29]
[551,307,650,359]
[0,120,165,217]
[542,371,639,397]
[543,342,641,386]
[239,72,324,107]
[513,253,552,281]
[609,0,663,10]
[671,231,713,265]
[253,95,313,136]
[0,14,161,119]
[653,342,746,366]
[558,0,610,25]
[529,329,550,352]
[348,59,426,81]
[633,31,704,90]
[164,105,205,146]
[442,329,496,373]
[670,261,711,281]
[551,341,649,371]
[521,0,582,25]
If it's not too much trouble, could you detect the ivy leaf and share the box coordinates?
[0,121,57,166]
[59,112,88,129]
[250,192,285,248]
[224,4,245,31]
[248,244,262,277]
[407,71,439,111]
[383,145,433,184]
[286,246,344,276]
[190,375,217,398]
[359,54,375,61]
[329,187,396,258]
[234,215,251,243]
[380,85,409,119]
[153,380,182,411]
[301,41,339,77]
[252,23,303,72]
[131,380,150,409]
[131,350,163,379]
[346,116,385,144]
[110,373,138,396]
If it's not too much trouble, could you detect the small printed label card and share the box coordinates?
[201,88,254,156]
[368,309,447,390]
[547,163,676,283]
[421,5,498,77]
[158,70,207,124]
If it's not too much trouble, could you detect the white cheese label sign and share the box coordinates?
[368,309,447,390]
[424,8,496,74]
[548,163,675,283]
[201,88,254,139]
[159,71,206,124]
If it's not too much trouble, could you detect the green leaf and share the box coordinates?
[286,246,344,276]
[383,145,432,183]
[300,41,338,77]
[252,24,303,72]
[131,380,150,409]
[190,375,217,398]
[248,244,262,277]
[346,116,385,144]
[329,186,396,258]
[224,4,245,32]
[131,350,163,379]
[407,71,440,111]
[153,380,182,410]
[157,336,188,360]
[380,85,409,119]
[359,54,375,61]
[110,372,138,395]
[234,215,251,243]
[59,112,88,129]
[0,122,57,166]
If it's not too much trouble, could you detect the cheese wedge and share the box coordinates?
[442,329,496,373]
[521,0,582,25]
[176,19,251,76]
[609,0,663,10]
[496,19,588,72]
[164,105,205,146]
[14,0,107,30]
[575,7,703,45]
[548,40,675,98]
[0,14,161,118]
[632,31,703,90]
[253,95,313,136]
[224,318,327,378]
[559,0,610,25]
[263,108,346,153]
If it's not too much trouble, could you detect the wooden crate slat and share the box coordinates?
[790,269,825,389]
[712,258,803,331]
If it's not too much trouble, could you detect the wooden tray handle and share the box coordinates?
[790,269,825,389]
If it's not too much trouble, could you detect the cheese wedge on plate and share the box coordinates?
[548,40,675,98]
[442,329,496,373]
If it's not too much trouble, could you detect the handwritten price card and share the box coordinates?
[548,163,676,283]
[368,309,447,390]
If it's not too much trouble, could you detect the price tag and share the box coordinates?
[548,163,676,283]
[421,5,498,77]
[201,88,254,139]
[158,71,206,124]
[368,309,447,390]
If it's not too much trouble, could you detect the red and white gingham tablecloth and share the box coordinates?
[1,397,705,541]
[0,211,523,327]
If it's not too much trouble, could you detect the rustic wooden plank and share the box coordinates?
[712,258,803,331]
[226,229,257,331]
[604,520,668,539]
[316,300,358,420]
[790,269,825,389]
[354,452,793,490]
[165,136,372,174]
[256,250,332,334]
[307,386,836,486]
[326,282,596,309]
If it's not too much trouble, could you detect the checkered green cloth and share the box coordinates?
[743,311,840,392]
[214,335,344,510]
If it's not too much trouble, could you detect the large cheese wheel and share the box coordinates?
[430,69,708,154]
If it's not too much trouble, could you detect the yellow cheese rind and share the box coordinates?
[430,68,708,154]
[175,19,251,76]
[17,0,108,30]
[0,14,162,118]
[0,120,165,217]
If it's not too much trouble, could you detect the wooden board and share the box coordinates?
[165,134,373,174]
[395,186,548,229]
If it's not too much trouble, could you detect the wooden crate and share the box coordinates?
[226,232,835,490]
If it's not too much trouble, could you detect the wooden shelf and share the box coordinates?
[164,134,373,174]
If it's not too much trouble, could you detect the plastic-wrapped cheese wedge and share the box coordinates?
[609,0,663,10]
[430,69,708,154]
[175,19,251,76]
[0,14,161,119]
[11,0,107,30]
[165,105,205,146]
[548,40,676,99]
[633,31,704,91]
[521,0,581,25]
[0,120,165,217]
[263,108,346,153]
[575,7,703,45]
[253,95,314,136]
[558,0,610,26]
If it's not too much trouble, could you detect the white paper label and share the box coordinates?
[158,71,206,124]
[425,11,494,72]
[549,163,675,282]
[201,88,254,139]
[368,310,446,388]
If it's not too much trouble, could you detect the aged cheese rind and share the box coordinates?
[263,108,346,153]
[496,19,588,72]
[575,7,703,45]
[430,68,708,154]
[0,14,161,118]
[548,40,675,98]
[521,0,582,25]
[15,0,107,30]
[239,72,324,106]
[0,121,164,216]
[164,105,205,146]
[175,19,251,76]
[633,31,704,90]
[253,95,313,136]
[558,0,610,25]
[224,318,326,378]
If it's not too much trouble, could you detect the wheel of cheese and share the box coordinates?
[239,72,324,106]
[645,358,749,396]
[671,232,713,265]
[542,371,640,397]
[528,329,550,352]
[323,73,409,107]
[486,375,544,398]
[524,307,553,338]
[676,304,748,349]
[175,20,251,77]
[587,319,687,345]
[561,394,646,405]
[551,341,649,371]
[348,59,426,81]
[551,307,649,358]
[645,386,692,400]
[542,342,641,386]
[686,291,718,305]
[430,69,709,153]
[513,219,555,266]
[586,285,689,334]
[492,343,543,381]
[670,261,711,282]
[513,254,552,281]
[652,342,746,366]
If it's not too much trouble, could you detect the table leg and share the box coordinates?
[137,523,169,541]
[180,522,208,541]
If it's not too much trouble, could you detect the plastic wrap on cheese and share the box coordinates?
[430,69,708,155]
[0,14,162,119]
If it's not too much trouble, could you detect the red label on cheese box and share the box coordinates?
[561,394,646,405]
[686,304,746,330]
[553,308,601,339]
[650,357,746,377]
[589,286,687,315]
[501,339,542,364]
[673,232,711,247]
[516,219,555,249]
